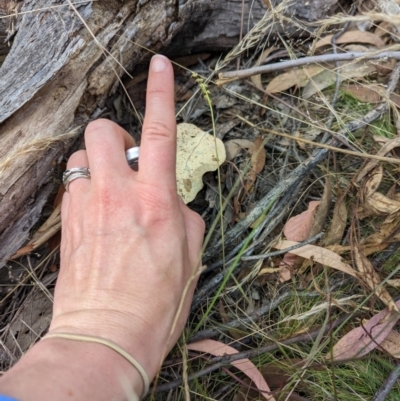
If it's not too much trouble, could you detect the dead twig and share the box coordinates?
[241,232,324,261]
[217,51,400,85]
[372,361,400,401]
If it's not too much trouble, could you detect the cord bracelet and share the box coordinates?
[42,333,150,398]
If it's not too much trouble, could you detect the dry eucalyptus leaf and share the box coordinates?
[280,201,320,282]
[381,330,400,358]
[321,194,347,247]
[303,62,376,99]
[310,180,332,238]
[357,136,400,182]
[177,123,226,204]
[224,139,254,161]
[273,240,357,278]
[187,339,275,401]
[266,65,325,94]
[329,300,400,361]
[364,165,383,197]
[342,84,383,103]
[354,245,399,312]
[244,136,266,192]
[251,46,277,89]
[314,31,385,50]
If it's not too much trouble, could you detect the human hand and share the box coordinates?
[49,56,205,392]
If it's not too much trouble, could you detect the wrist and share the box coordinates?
[0,337,142,401]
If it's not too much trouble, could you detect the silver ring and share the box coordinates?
[126,147,140,171]
[63,167,91,192]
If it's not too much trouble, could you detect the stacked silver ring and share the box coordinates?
[63,167,91,192]
[63,147,140,191]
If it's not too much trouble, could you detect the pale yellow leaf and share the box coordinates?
[177,123,226,204]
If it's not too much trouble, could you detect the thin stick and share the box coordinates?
[241,232,324,261]
[372,361,400,401]
[217,51,400,84]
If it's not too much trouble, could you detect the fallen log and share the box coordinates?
[0,0,341,268]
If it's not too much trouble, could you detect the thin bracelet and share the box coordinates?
[42,333,150,398]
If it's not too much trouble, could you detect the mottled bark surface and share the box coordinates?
[0,0,337,268]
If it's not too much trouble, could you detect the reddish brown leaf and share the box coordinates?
[187,339,276,401]
[329,300,400,361]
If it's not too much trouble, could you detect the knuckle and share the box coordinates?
[67,150,88,167]
[143,122,174,142]
[137,188,177,224]
[85,119,120,141]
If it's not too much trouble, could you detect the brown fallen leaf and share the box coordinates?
[314,31,385,50]
[364,165,383,197]
[365,212,400,245]
[280,201,320,281]
[366,192,400,215]
[381,330,400,358]
[244,136,266,193]
[353,245,399,313]
[329,300,400,361]
[303,62,376,99]
[342,84,382,104]
[187,339,276,401]
[266,65,325,94]
[225,139,254,161]
[357,135,400,182]
[321,192,348,247]
[274,240,357,278]
[233,361,311,401]
[309,180,332,238]
[251,46,277,89]
[374,21,397,40]
[387,279,400,287]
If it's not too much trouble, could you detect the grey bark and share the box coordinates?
[0,0,339,268]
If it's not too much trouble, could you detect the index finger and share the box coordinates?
[139,55,177,189]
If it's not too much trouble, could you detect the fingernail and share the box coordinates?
[151,55,168,72]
